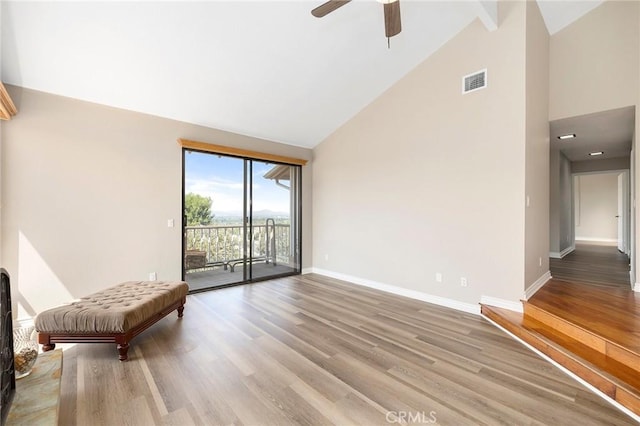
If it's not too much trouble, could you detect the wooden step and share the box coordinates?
[524,302,640,373]
[481,304,640,417]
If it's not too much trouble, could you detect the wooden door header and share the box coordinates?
[0,82,17,120]
[178,139,308,166]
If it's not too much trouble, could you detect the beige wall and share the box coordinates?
[574,173,619,242]
[572,157,630,173]
[636,3,640,289]
[549,150,572,255]
[524,0,550,288]
[1,86,312,317]
[549,0,639,289]
[312,1,528,305]
[559,152,573,252]
[551,154,630,257]
[549,149,560,253]
[549,0,639,121]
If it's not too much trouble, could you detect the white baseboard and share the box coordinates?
[575,238,617,246]
[479,296,523,313]
[549,245,575,259]
[301,268,313,275]
[310,268,480,315]
[482,315,640,423]
[634,282,640,292]
[523,271,551,300]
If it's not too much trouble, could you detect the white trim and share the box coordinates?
[482,315,640,423]
[523,271,551,300]
[549,245,575,259]
[479,296,522,313]
[310,268,480,315]
[301,267,313,275]
[474,1,498,31]
[562,245,576,257]
[634,282,640,292]
[575,237,617,246]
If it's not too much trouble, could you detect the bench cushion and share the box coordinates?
[35,281,188,334]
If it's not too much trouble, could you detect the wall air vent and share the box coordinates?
[462,69,487,94]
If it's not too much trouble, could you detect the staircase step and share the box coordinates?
[524,301,640,373]
[481,304,640,417]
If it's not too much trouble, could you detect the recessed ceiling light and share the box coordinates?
[558,134,576,140]
[589,151,604,156]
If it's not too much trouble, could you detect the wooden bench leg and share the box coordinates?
[177,305,184,318]
[117,343,130,361]
[39,334,55,352]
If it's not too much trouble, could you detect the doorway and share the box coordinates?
[182,150,302,292]
[550,171,631,288]
[549,106,635,289]
[573,171,628,251]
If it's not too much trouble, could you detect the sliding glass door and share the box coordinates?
[250,160,301,280]
[182,150,301,291]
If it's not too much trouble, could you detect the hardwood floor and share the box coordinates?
[528,279,640,358]
[483,277,640,418]
[57,274,635,425]
[550,244,630,288]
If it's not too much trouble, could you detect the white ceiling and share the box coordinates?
[550,106,635,162]
[1,1,603,148]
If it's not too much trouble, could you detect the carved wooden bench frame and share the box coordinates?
[38,297,185,361]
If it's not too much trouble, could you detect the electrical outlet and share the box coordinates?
[435,273,442,283]
[460,277,468,287]
[149,272,157,281]
[167,219,174,228]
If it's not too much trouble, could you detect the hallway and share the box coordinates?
[549,243,630,288]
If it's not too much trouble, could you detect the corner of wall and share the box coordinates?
[524,0,550,290]
[311,268,481,315]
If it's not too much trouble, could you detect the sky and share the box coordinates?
[184,151,291,217]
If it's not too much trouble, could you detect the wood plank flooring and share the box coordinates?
[483,303,640,418]
[550,244,630,288]
[56,274,636,425]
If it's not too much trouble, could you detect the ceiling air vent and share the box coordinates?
[462,69,487,94]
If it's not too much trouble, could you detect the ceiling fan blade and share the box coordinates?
[311,0,352,18]
[384,1,402,38]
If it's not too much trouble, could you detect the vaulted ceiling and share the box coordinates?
[1,1,603,148]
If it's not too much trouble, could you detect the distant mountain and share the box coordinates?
[253,209,289,217]
[213,209,289,218]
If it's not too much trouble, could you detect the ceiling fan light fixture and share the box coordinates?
[312,0,402,43]
[589,151,604,156]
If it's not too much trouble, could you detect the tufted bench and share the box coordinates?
[35,281,188,361]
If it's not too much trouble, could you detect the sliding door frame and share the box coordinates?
[181,142,304,293]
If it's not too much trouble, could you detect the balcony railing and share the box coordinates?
[185,223,291,270]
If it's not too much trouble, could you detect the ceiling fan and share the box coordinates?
[311,0,402,45]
